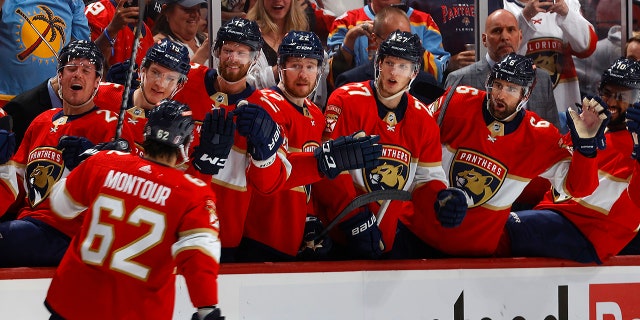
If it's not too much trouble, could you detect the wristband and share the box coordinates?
[341,44,354,56]
[103,29,115,56]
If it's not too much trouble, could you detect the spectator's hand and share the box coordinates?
[192,36,210,65]
[547,0,569,16]
[107,0,140,33]
[192,108,235,175]
[231,101,283,161]
[447,51,476,72]
[339,208,384,259]
[567,96,610,157]
[626,102,640,160]
[314,131,382,179]
[434,187,468,228]
[522,0,568,19]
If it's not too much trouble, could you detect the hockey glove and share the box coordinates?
[339,208,385,259]
[231,101,283,161]
[106,60,140,89]
[434,187,468,228]
[191,306,225,320]
[80,138,131,158]
[192,108,235,175]
[0,130,15,165]
[626,103,640,160]
[57,136,95,170]
[297,215,333,261]
[314,131,382,179]
[566,96,610,157]
[0,115,15,164]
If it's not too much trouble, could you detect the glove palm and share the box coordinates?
[434,187,468,228]
[567,96,610,156]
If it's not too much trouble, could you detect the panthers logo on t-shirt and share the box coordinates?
[449,148,507,208]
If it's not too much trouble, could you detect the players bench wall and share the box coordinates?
[2,257,640,319]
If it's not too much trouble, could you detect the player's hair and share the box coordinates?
[57,40,104,77]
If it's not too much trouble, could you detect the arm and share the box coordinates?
[551,0,597,57]
[174,193,223,318]
[70,0,91,40]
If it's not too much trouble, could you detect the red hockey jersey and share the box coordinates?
[317,81,448,251]
[242,87,326,256]
[430,85,599,256]
[46,151,220,320]
[0,108,135,235]
[536,129,640,261]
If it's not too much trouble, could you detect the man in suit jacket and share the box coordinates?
[2,77,60,146]
[445,9,560,129]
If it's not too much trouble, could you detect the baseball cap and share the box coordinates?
[163,0,207,7]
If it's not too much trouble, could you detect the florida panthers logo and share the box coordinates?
[26,147,64,207]
[364,145,410,200]
[450,149,507,208]
[550,186,572,203]
[525,38,565,88]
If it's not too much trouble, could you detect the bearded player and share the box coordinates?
[505,57,640,263]
[172,20,380,261]
[45,100,224,320]
[427,53,609,257]
[317,31,465,259]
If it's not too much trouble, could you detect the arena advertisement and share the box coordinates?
[2,259,640,319]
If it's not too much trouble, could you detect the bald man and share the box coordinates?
[445,9,560,129]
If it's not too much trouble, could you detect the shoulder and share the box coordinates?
[85,0,115,19]
[521,111,561,137]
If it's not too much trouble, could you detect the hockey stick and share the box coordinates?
[114,0,146,141]
[436,77,461,126]
[313,189,412,242]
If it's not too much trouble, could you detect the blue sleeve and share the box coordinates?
[70,0,90,41]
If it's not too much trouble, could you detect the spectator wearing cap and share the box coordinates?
[153,0,210,65]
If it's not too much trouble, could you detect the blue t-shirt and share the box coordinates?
[0,0,90,100]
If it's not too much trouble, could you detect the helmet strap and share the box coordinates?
[58,74,101,109]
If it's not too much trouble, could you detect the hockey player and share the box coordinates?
[427,53,609,257]
[317,30,465,259]
[93,37,192,156]
[505,57,640,263]
[0,40,135,267]
[238,31,377,261]
[45,100,224,320]
[173,20,381,261]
